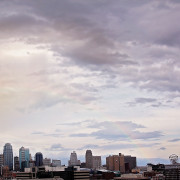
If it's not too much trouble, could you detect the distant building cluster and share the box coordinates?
[0,143,138,179]
[1,143,179,179]
[0,143,63,173]
[0,143,136,173]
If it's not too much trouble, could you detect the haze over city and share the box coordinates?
[0,0,180,166]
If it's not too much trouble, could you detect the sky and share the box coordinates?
[0,0,180,166]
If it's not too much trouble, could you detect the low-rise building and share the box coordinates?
[43,158,51,166]
[52,159,61,167]
[114,173,149,179]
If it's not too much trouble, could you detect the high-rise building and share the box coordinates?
[124,155,136,171]
[106,153,125,173]
[68,151,80,166]
[29,154,32,161]
[35,152,43,167]
[3,143,13,171]
[29,160,35,168]
[52,159,61,167]
[85,150,93,168]
[85,150,101,169]
[43,158,51,166]
[29,154,35,168]
[92,156,101,169]
[19,147,30,170]
[0,154,4,175]
[14,156,20,171]
[0,154,4,167]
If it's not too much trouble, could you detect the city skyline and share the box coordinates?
[0,0,180,166]
[0,143,171,166]
[1,142,137,172]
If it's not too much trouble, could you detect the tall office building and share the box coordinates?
[124,155,136,172]
[19,147,30,170]
[106,153,125,173]
[0,154,3,167]
[68,151,81,166]
[3,143,13,171]
[0,154,4,175]
[85,150,93,168]
[14,156,20,171]
[29,154,32,161]
[92,156,101,169]
[35,152,43,167]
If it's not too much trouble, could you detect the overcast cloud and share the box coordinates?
[0,0,179,165]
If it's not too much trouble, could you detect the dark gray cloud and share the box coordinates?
[1,0,180,105]
[77,144,99,150]
[78,142,160,151]
[47,144,69,151]
[127,97,171,108]
[31,131,45,135]
[31,131,62,138]
[159,147,166,150]
[72,133,90,138]
[168,138,180,142]
[135,98,157,104]
[57,119,93,126]
[70,121,163,140]
[127,97,157,106]
[44,133,62,138]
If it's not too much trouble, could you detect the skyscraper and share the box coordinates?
[35,152,43,167]
[85,150,93,168]
[92,156,101,169]
[68,151,80,166]
[14,156,20,171]
[0,154,3,167]
[0,154,4,175]
[19,146,30,170]
[124,155,136,172]
[106,153,125,173]
[3,143,13,170]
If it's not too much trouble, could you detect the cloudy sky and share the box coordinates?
[0,0,180,165]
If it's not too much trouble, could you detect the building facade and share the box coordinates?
[68,151,80,166]
[0,154,4,167]
[19,147,30,170]
[52,160,61,167]
[106,153,125,173]
[85,150,93,168]
[35,152,43,167]
[0,154,4,175]
[3,143,13,171]
[124,155,137,172]
[14,156,20,171]
[43,158,51,166]
[92,156,101,169]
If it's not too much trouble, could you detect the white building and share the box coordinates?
[68,151,81,166]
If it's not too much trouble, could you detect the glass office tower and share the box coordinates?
[19,147,30,170]
[35,152,43,167]
[3,143,13,170]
